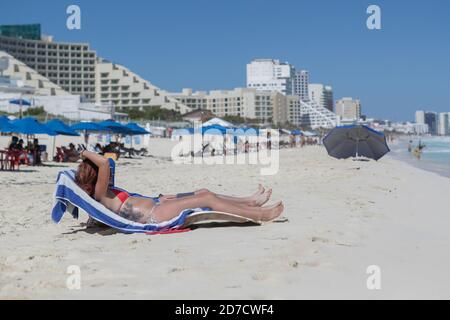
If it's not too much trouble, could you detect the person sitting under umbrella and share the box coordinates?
[62,143,80,162]
[26,138,42,166]
[8,136,19,150]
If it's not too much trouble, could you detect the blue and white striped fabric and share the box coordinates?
[52,169,208,234]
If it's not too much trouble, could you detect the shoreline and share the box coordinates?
[388,137,450,179]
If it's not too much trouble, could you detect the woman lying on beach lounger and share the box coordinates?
[75,150,284,224]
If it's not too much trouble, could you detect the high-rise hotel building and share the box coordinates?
[438,112,450,136]
[0,51,69,96]
[165,88,289,125]
[246,59,295,95]
[0,24,96,100]
[95,59,190,114]
[293,70,310,101]
[335,97,361,121]
[165,87,337,128]
[0,24,189,113]
[415,110,440,135]
[309,83,334,112]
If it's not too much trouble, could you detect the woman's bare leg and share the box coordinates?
[194,185,272,207]
[151,192,283,223]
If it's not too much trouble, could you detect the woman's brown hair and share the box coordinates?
[75,159,99,197]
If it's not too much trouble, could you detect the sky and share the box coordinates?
[1,0,449,121]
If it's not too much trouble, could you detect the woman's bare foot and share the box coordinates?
[253,188,272,206]
[264,200,282,209]
[260,201,284,222]
[245,185,266,206]
[254,184,265,197]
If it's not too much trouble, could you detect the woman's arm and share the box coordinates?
[81,150,110,200]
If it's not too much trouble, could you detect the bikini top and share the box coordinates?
[111,188,130,204]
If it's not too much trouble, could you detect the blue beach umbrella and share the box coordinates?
[291,130,302,136]
[11,117,57,136]
[71,122,105,132]
[9,98,31,106]
[122,122,150,151]
[124,122,150,135]
[46,119,80,158]
[323,125,390,161]
[46,119,80,136]
[0,115,19,133]
[98,120,134,134]
[71,121,113,147]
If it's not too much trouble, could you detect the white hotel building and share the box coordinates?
[244,59,337,127]
[293,70,310,101]
[309,83,334,112]
[0,51,69,96]
[164,88,288,125]
[438,112,450,136]
[335,97,361,121]
[0,28,96,100]
[246,59,295,95]
[0,24,189,114]
[288,96,337,128]
[165,87,337,128]
[95,59,190,114]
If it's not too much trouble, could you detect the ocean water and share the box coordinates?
[389,136,450,178]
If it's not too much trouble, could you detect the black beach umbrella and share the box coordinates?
[323,125,390,161]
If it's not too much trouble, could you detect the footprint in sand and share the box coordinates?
[251,273,268,281]
[311,236,354,247]
[168,267,185,274]
[300,261,321,267]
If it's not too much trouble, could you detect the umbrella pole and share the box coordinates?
[356,138,359,158]
[52,136,56,160]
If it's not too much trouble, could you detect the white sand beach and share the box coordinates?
[1,138,450,299]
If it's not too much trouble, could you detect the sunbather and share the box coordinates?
[75,150,283,225]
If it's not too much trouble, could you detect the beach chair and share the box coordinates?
[52,159,260,234]
[103,152,119,161]
[4,150,23,171]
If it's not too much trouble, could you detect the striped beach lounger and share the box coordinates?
[52,161,260,234]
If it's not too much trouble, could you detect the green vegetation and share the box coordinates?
[222,115,245,124]
[222,115,261,125]
[0,106,46,118]
[23,106,46,117]
[124,107,183,121]
[0,107,71,123]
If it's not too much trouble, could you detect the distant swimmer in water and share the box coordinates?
[407,140,413,153]
[413,140,426,159]
[418,140,426,150]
